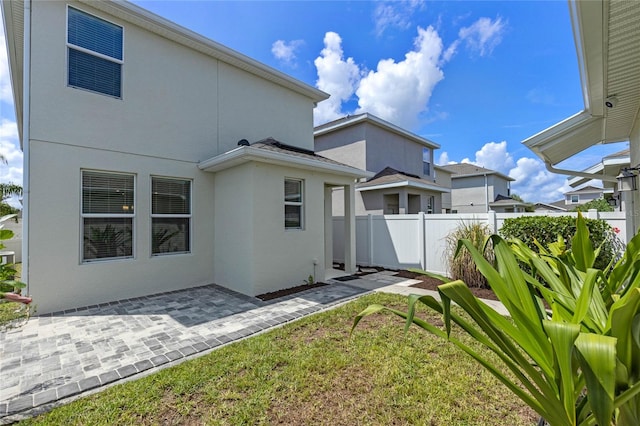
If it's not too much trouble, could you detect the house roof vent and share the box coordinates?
[237,139,250,146]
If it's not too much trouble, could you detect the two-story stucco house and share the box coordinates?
[314,113,451,215]
[438,163,526,213]
[2,0,365,314]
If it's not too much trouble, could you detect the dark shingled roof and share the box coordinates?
[357,166,449,192]
[250,137,354,168]
[439,163,514,181]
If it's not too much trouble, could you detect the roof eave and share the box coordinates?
[357,180,451,193]
[1,0,24,147]
[314,113,440,149]
[198,146,370,179]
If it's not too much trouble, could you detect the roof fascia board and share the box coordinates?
[80,0,329,103]
[1,0,24,145]
[314,113,440,149]
[451,171,514,181]
[198,146,370,178]
[357,180,451,193]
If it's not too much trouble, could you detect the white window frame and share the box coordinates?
[81,170,135,263]
[284,178,304,230]
[150,176,192,256]
[570,194,579,203]
[66,5,124,98]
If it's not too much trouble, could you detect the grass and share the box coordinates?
[16,293,537,425]
[0,263,30,329]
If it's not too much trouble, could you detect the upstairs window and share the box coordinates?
[82,171,134,262]
[285,179,304,229]
[570,195,579,203]
[422,148,431,176]
[67,7,123,98]
[151,177,191,255]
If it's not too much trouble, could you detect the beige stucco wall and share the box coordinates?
[29,1,315,161]
[214,162,353,296]
[28,141,216,314]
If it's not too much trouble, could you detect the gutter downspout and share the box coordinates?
[544,160,619,183]
[22,0,31,294]
[484,173,489,212]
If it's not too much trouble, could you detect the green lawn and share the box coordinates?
[17,293,537,425]
[0,263,30,329]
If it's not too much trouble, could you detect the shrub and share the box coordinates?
[499,215,617,270]
[445,221,493,288]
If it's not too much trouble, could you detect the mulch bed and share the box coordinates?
[255,268,500,302]
[395,270,499,301]
[256,282,329,301]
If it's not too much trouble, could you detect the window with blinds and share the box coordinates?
[81,170,134,261]
[151,177,191,255]
[284,179,303,230]
[67,6,123,98]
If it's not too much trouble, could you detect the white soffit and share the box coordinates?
[522,0,640,166]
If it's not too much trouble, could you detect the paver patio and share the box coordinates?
[0,271,506,423]
[0,280,369,422]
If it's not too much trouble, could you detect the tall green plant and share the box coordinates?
[445,221,494,288]
[353,212,640,425]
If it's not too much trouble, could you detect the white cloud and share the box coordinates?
[509,157,569,202]
[354,26,445,129]
[437,151,450,166]
[271,39,304,66]
[459,16,505,57]
[474,141,514,173]
[1,16,14,104]
[445,141,569,203]
[313,32,362,125]
[373,0,425,36]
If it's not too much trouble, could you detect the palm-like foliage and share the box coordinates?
[352,212,640,425]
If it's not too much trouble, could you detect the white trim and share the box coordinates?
[198,145,370,179]
[21,0,31,293]
[357,180,450,193]
[284,178,304,230]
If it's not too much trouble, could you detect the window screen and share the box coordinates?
[151,177,191,255]
[284,179,303,229]
[82,171,134,261]
[67,7,123,97]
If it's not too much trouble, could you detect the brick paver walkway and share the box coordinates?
[0,282,366,422]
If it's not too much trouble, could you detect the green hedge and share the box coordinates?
[499,215,616,270]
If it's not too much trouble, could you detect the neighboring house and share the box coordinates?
[568,149,630,211]
[522,1,640,242]
[314,113,451,215]
[437,164,525,213]
[2,0,366,314]
[533,201,568,212]
[563,185,611,206]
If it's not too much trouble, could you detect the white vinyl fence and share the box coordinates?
[333,210,628,275]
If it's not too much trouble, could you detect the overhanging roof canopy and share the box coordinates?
[522,0,640,166]
[199,139,370,179]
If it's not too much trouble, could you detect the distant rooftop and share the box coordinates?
[314,113,440,149]
[438,163,514,181]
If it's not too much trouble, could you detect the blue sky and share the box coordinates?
[0,1,629,203]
